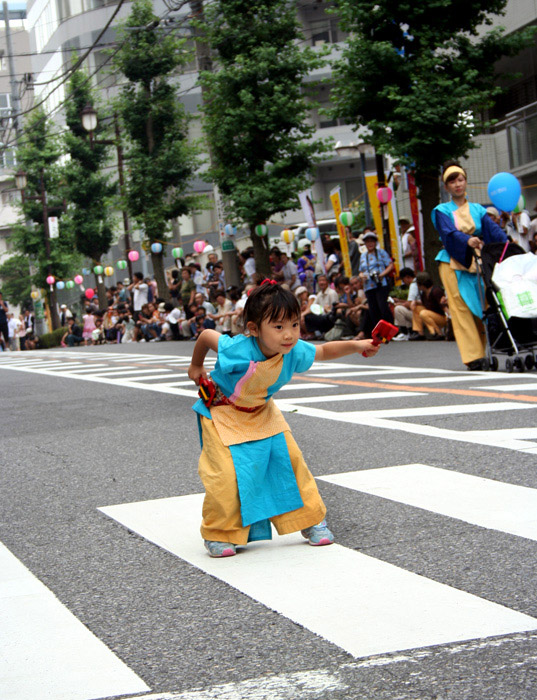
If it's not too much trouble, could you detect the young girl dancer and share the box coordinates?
[188,281,379,557]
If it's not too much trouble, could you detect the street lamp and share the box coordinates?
[80,105,133,280]
[80,104,98,134]
[15,169,27,191]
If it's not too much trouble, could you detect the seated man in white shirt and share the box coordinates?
[161,302,185,340]
[303,274,339,337]
[393,267,419,340]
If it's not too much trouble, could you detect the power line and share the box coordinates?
[1,11,197,150]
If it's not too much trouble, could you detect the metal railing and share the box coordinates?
[497,100,537,169]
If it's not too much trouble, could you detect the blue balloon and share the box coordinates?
[224,224,236,237]
[151,242,163,254]
[487,172,521,213]
[305,227,319,241]
[56,281,65,290]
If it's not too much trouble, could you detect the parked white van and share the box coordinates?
[269,218,339,252]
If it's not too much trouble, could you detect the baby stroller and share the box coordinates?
[476,242,537,372]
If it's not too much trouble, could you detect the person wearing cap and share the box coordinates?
[485,207,500,225]
[432,160,507,370]
[399,218,417,271]
[59,304,73,327]
[358,231,394,330]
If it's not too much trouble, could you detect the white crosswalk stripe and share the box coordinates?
[0,542,149,700]
[99,464,537,660]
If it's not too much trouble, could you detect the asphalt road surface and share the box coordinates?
[2,339,537,700]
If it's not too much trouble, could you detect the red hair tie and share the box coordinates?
[261,279,278,286]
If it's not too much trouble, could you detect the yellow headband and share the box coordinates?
[442,165,466,183]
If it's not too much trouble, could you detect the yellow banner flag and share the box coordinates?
[329,186,352,277]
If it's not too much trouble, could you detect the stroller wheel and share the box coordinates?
[505,358,514,373]
[525,355,535,371]
[491,356,499,372]
[514,357,526,373]
[481,357,491,371]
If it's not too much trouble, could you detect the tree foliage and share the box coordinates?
[113,0,201,297]
[0,254,32,307]
[61,67,117,308]
[12,109,80,291]
[331,0,536,271]
[198,0,331,273]
[62,68,117,263]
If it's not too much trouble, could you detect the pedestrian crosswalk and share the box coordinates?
[99,463,537,660]
[3,349,537,698]
[2,351,537,455]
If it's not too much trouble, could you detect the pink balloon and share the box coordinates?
[193,240,206,254]
[46,275,55,285]
[85,288,95,300]
[74,274,83,285]
[128,250,139,262]
[376,187,393,204]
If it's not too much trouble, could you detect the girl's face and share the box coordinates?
[248,314,300,358]
[445,173,467,199]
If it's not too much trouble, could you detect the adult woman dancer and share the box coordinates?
[432,161,508,370]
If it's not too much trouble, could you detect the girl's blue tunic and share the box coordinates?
[193,334,317,541]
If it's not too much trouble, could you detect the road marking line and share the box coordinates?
[0,541,149,700]
[131,669,347,700]
[311,367,460,378]
[277,391,426,405]
[277,403,537,453]
[62,365,117,373]
[99,494,537,660]
[301,375,537,404]
[386,374,527,385]
[88,368,174,376]
[126,373,189,381]
[319,464,537,542]
[475,382,537,392]
[279,382,333,390]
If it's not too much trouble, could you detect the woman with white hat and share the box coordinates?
[358,231,394,330]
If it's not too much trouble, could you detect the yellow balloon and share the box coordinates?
[31,290,39,300]
[104,266,114,277]
[282,229,295,244]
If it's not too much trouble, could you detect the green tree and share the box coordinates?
[198,0,331,275]
[332,0,535,274]
[113,0,200,299]
[62,67,117,310]
[12,109,79,329]
[0,254,32,307]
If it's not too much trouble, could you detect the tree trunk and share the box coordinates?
[416,170,442,286]
[151,252,171,301]
[250,227,271,277]
[49,288,60,330]
[95,273,107,311]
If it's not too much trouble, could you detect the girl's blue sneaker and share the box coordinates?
[301,520,334,546]
[204,540,237,557]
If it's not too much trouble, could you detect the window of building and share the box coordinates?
[0,93,11,119]
[1,148,17,168]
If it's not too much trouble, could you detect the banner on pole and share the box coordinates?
[48,216,59,239]
[329,186,352,277]
[364,172,402,275]
[298,189,325,273]
[407,172,424,271]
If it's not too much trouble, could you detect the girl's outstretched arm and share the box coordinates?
[188,329,220,384]
[315,339,379,361]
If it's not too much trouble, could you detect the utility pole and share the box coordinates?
[114,113,134,281]
[3,1,21,140]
